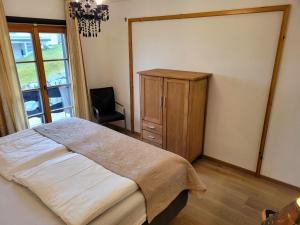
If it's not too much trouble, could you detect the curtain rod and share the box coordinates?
[6,16,66,26]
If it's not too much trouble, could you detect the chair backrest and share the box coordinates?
[90,87,115,114]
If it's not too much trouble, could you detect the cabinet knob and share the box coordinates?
[148,136,155,139]
[147,126,155,129]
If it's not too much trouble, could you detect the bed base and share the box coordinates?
[142,190,188,225]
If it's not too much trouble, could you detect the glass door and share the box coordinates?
[38,29,73,122]
[9,31,46,127]
[9,24,74,128]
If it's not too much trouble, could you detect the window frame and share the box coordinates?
[8,23,72,125]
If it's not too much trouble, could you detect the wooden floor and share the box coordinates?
[107,125,300,225]
[170,159,300,225]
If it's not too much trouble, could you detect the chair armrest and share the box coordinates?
[92,106,100,120]
[115,102,125,115]
[115,101,124,108]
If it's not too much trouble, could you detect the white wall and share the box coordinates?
[131,13,282,172]
[81,0,300,188]
[3,0,65,20]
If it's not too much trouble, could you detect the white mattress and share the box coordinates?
[13,153,145,225]
[0,129,147,225]
[0,129,67,180]
[0,175,146,225]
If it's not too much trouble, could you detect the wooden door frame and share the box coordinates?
[8,23,68,124]
[127,5,291,175]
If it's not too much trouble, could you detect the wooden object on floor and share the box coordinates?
[139,69,211,162]
[262,209,276,221]
[261,198,300,225]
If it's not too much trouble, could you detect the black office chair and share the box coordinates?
[90,87,126,129]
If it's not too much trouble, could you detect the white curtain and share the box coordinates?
[0,0,27,136]
[65,0,91,120]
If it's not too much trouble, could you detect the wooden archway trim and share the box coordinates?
[127,4,291,175]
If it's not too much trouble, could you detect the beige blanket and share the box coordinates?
[34,118,206,222]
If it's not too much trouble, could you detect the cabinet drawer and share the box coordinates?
[142,130,163,145]
[142,121,162,135]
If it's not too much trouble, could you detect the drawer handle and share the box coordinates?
[148,135,156,140]
[147,125,155,129]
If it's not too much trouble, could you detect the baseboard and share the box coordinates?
[259,175,300,192]
[134,131,141,136]
[201,155,255,175]
[105,123,141,139]
[201,155,300,192]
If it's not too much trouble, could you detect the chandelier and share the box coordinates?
[69,0,109,37]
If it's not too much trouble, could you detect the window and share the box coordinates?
[9,24,74,128]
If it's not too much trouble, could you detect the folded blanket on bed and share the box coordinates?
[0,129,67,180]
[34,118,206,222]
[14,153,140,225]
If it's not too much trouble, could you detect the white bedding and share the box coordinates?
[13,153,143,225]
[0,129,147,225]
[0,175,146,225]
[0,129,67,180]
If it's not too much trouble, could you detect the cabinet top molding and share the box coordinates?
[138,69,212,81]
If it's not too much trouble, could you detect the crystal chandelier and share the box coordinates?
[69,0,109,37]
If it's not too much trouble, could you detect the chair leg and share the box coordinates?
[123,108,127,130]
[124,117,127,130]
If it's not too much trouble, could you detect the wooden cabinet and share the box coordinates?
[139,69,211,162]
[140,76,163,124]
[163,79,190,157]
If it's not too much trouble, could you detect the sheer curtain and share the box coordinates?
[65,0,91,120]
[0,0,27,137]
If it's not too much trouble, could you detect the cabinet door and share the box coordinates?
[163,79,190,158]
[140,75,163,125]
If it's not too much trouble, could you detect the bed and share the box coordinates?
[0,118,205,225]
